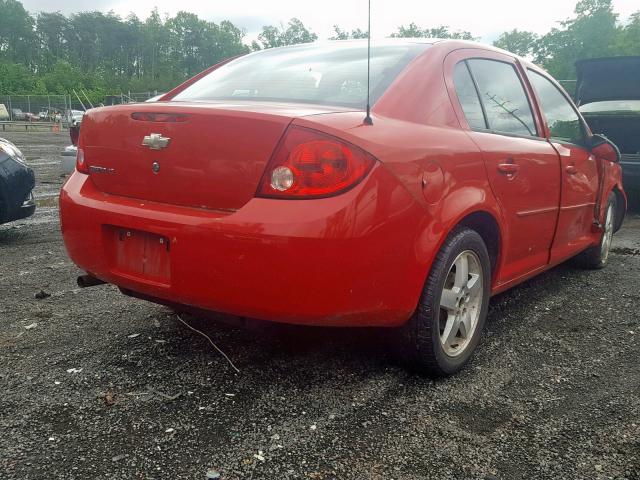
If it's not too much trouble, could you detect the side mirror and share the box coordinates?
[590,134,621,163]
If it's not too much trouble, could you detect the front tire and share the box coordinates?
[396,227,491,376]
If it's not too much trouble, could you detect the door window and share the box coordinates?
[453,62,487,129]
[528,70,587,146]
[467,59,537,137]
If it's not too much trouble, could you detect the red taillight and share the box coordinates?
[76,148,89,174]
[257,126,376,199]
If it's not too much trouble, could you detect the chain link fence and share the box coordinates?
[119,91,163,104]
[0,92,163,124]
[0,95,73,122]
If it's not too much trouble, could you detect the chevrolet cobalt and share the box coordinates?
[60,40,626,375]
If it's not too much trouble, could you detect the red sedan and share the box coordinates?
[60,40,626,375]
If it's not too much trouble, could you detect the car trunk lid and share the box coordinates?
[575,56,640,106]
[80,102,349,211]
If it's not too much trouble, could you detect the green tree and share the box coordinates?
[391,23,477,40]
[329,25,368,40]
[3,0,637,97]
[0,62,40,94]
[39,60,90,94]
[0,0,36,66]
[616,11,640,55]
[140,8,172,87]
[36,12,69,72]
[65,12,105,72]
[0,0,256,95]
[493,30,538,57]
[166,11,206,77]
[257,18,317,48]
[201,20,249,68]
[534,0,619,78]
[390,22,423,38]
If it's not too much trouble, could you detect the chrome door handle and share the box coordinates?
[497,163,520,175]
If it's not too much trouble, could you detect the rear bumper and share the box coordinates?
[59,168,429,327]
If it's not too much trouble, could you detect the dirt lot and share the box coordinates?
[1,131,639,480]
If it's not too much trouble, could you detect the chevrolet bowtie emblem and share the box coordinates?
[142,133,170,150]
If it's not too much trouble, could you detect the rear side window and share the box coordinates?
[172,42,429,108]
[454,62,487,129]
[528,70,587,146]
[467,59,537,137]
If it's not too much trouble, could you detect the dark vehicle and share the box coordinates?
[577,57,640,204]
[0,138,35,224]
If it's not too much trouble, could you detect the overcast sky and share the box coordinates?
[19,0,640,43]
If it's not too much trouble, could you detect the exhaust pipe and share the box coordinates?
[77,274,106,288]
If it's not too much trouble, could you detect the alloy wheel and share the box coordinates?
[600,203,614,263]
[438,250,484,357]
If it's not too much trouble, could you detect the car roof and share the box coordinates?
[261,38,535,68]
[273,38,437,48]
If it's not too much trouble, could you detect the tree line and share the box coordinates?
[494,0,639,79]
[0,0,638,98]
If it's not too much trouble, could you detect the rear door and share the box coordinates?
[447,51,562,284]
[526,69,599,263]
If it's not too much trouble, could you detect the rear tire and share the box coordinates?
[395,227,491,376]
[575,193,616,270]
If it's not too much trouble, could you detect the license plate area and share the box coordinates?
[104,226,171,285]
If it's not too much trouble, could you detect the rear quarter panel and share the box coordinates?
[295,110,504,297]
[295,43,508,295]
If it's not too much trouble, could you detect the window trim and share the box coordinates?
[461,60,489,130]
[463,57,541,140]
[453,59,489,131]
[526,67,591,149]
[468,126,550,142]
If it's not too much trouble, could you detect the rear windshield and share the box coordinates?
[171,41,429,108]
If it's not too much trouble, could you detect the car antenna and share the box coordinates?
[363,0,373,126]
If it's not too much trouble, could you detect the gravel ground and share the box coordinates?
[1,131,639,480]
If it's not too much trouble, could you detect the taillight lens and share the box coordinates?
[257,126,376,199]
[76,148,89,174]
